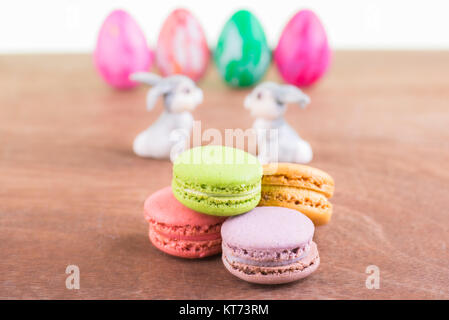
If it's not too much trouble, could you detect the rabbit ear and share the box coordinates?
[278,85,310,108]
[130,72,162,86]
[129,72,172,110]
[145,83,172,111]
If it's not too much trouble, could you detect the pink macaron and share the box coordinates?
[221,206,320,284]
[144,186,227,259]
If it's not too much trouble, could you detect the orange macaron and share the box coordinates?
[259,163,335,225]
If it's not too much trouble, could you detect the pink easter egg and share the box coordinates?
[274,10,331,87]
[94,9,153,89]
[156,8,209,81]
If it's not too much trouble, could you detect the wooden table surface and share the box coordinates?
[1,52,448,300]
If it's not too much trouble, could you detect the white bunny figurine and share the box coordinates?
[130,72,203,162]
[244,82,313,164]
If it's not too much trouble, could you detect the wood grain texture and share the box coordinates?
[0,52,448,299]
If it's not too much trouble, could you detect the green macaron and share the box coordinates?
[172,145,263,216]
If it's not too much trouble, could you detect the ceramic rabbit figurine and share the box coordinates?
[130,72,203,162]
[244,82,313,164]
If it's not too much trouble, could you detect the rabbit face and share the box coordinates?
[244,87,286,120]
[169,81,203,113]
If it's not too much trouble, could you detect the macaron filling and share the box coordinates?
[222,240,311,262]
[173,176,260,195]
[149,220,222,241]
[172,177,261,202]
[150,227,222,256]
[223,246,310,267]
[260,186,331,210]
[172,179,262,213]
[173,188,260,205]
[181,186,261,200]
[262,174,330,196]
[148,219,222,237]
[223,242,320,276]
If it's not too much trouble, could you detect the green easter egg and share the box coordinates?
[214,10,271,87]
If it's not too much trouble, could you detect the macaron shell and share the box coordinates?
[172,179,261,216]
[263,163,334,198]
[149,226,222,259]
[222,241,320,284]
[173,146,263,187]
[221,206,314,250]
[259,185,332,226]
[144,186,226,226]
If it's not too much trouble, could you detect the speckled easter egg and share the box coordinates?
[156,9,209,81]
[274,10,331,87]
[214,10,271,87]
[94,10,153,89]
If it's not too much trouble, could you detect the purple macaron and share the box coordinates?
[221,206,320,284]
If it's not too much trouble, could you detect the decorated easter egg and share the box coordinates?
[274,9,331,87]
[214,10,271,87]
[156,9,209,81]
[94,10,153,89]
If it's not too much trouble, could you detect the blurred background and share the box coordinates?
[1,0,448,53]
[1,0,449,301]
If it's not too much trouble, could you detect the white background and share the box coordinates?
[1,0,449,53]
